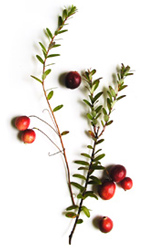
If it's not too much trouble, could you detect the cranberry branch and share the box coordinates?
[66,64,133,244]
[30,6,77,206]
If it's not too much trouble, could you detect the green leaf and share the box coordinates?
[58,16,63,27]
[93,91,103,103]
[77,219,83,224]
[65,212,77,218]
[46,28,53,39]
[66,205,78,211]
[56,29,68,35]
[36,55,44,64]
[30,75,42,84]
[117,95,126,101]
[53,44,61,48]
[42,69,51,80]
[63,9,68,19]
[70,182,84,191]
[74,160,89,166]
[39,42,46,53]
[118,85,128,91]
[87,145,93,149]
[77,193,84,199]
[89,176,102,185]
[87,113,93,120]
[107,120,113,126]
[53,105,63,112]
[61,131,69,136]
[47,54,60,58]
[95,105,103,113]
[107,98,112,112]
[78,167,89,171]
[90,164,105,170]
[83,99,92,108]
[107,91,113,102]
[47,90,54,100]
[81,206,90,218]
[109,85,116,97]
[96,139,104,145]
[94,153,105,162]
[81,153,91,159]
[73,174,86,180]
[102,107,107,115]
[104,114,109,122]
[91,79,100,93]
[84,191,98,199]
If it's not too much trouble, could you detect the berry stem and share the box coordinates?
[29,115,59,135]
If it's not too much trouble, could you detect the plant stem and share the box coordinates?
[41,18,75,206]
[29,115,59,135]
[69,127,99,244]
[33,127,62,152]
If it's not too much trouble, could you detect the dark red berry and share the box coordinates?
[65,71,81,89]
[98,180,116,200]
[99,216,113,233]
[120,177,133,190]
[21,129,36,143]
[109,164,126,183]
[15,116,30,131]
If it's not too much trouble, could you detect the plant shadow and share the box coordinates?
[11,116,22,142]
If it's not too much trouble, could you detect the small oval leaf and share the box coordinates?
[47,90,54,100]
[53,105,63,112]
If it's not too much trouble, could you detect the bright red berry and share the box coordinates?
[98,180,116,200]
[15,116,30,131]
[65,71,81,89]
[109,164,126,183]
[120,177,133,190]
[21,129,36,143]
[99,216,113,233]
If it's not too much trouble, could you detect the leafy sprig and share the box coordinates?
[31,6,77,205]
[66,64,133,244]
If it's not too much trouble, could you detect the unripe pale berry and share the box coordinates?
[65,71,81,89]
[15,116,30,131]
[21,129,36,143]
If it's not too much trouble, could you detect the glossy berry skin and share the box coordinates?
[109,164,126,183]
[15,116,30,131]
[98,180,116,200]
[99,216,113,233]
[21,129,36,143]
[65,71,81,89]
[120,177,133,190]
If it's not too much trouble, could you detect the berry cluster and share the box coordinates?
[15,116,36,144]
[98,164,133,233]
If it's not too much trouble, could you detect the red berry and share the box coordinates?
[120,177,133,190]
[99,216,113,233]
[98,180,116,200]
[15,116,30,131]
[21,129,36,143]
[109,164,126,183]
[65,71,81,89]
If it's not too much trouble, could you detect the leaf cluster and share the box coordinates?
[31,5,77,85]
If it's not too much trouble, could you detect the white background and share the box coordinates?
[0,0,150,251]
